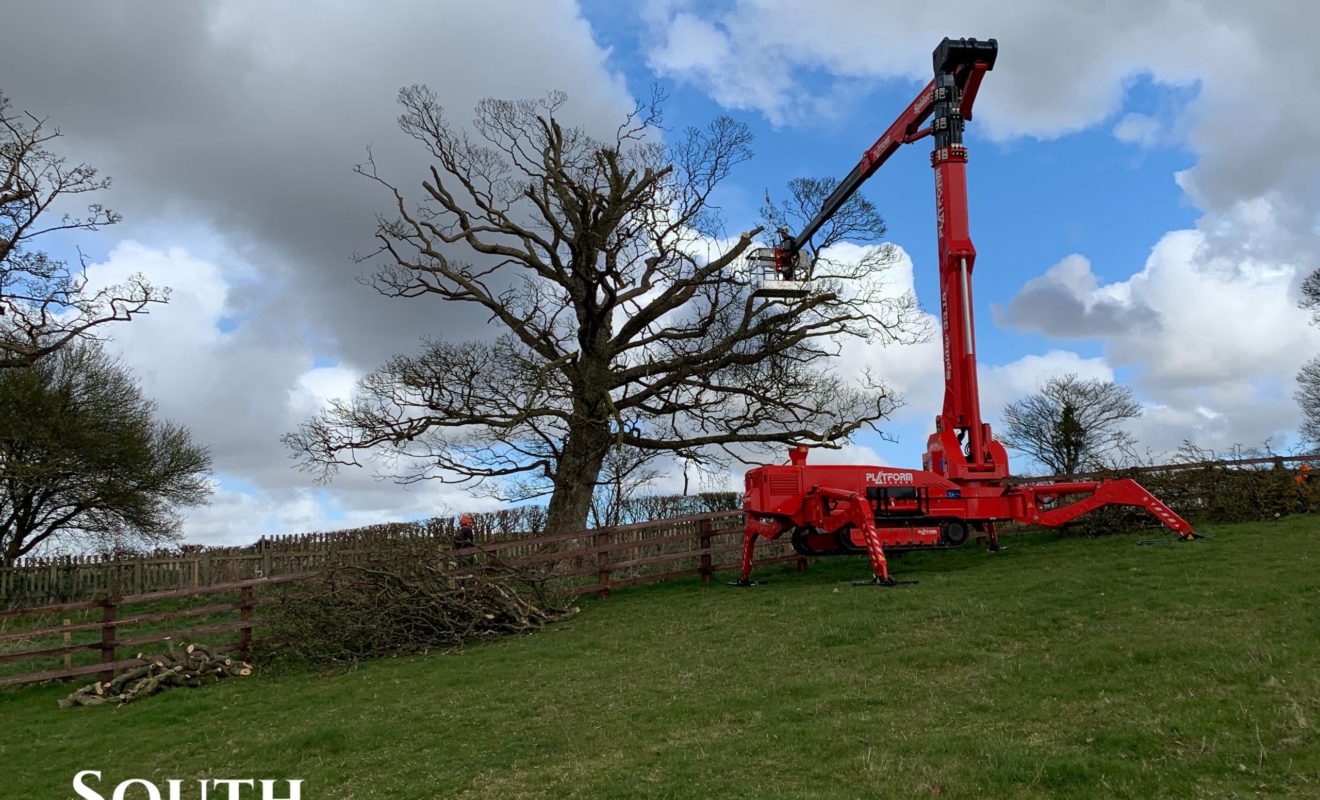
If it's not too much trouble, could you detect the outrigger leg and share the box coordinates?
[731,517,785,586]
[732,528,759,586]
[852,516,900,587]
[808,487,912,587]
[1023,478,1206,544]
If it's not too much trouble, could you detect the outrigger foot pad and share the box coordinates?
[851,576,917,587]
[1138,531,1213,546]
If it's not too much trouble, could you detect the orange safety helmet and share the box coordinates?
[459,513,475,527]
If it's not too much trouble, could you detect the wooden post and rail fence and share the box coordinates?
[0,574,311,689]
[7,453,1315,608]
[0,511,808,688]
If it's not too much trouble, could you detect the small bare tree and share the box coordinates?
[1299,267,1320,446]
[588,442,665,530]
[286,88,924,535]
[1,91,163,368]
[1299,360,1320,447]
[1001,373,1142,475]
[1302,267,1320,325]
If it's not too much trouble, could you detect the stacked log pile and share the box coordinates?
[59,642,251,707]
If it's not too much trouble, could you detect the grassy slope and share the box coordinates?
[2,516,1318,799]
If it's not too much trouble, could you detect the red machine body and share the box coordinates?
[739,38,1197,585]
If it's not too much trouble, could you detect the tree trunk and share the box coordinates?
[3,535,24,568]
[544,415,613,537]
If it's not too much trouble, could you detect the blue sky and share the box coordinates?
[3,1,1317,544]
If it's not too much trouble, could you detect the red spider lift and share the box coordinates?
[738,37,1201,586]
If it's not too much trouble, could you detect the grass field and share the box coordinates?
[2,516,1318,799]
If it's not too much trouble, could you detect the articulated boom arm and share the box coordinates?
[786,40,992,255]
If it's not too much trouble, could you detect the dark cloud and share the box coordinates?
[994,255,1159,338]
[0,0,634,369]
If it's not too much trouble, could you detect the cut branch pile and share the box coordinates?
[263,538,578,664]
[58,642,251,708]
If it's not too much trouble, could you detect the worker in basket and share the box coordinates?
[455,513,476,564]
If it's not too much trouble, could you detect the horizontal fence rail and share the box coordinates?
[0,523,555,608]
[0,574,312,688]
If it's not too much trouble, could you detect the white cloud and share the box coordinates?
[827,244,941,420]
[1002,227,1319,392]
[839,232,1314,457]
[980,350,1114,419]
[994,216,1319,452]
[1113,112,1162,148]
[183,479,501,548]
[641,1,1320,275]
[289,365,360,421]
[1,0,637,372]
[801,441,889,467]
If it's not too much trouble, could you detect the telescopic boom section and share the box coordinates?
[924,37,1006,483]
[775,38,1005,482]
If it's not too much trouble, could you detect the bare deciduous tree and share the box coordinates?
[1299,267,1320,446]
[1001,373,1142,475]
[286,88,924,535]
[1,91,164,368]
[1302,267,1320,325]
[761,176,900,280]
[1300,360,1320,447]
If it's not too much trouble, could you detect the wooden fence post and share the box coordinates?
[239,584,254,662]
[595,530,611,598]
[63,618,72,670]
[698,518,713,584]
[99,598,117,684]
